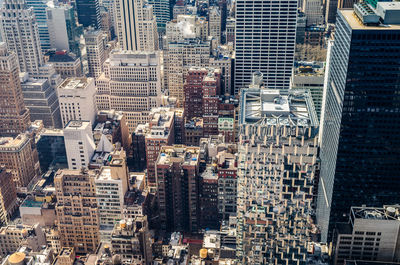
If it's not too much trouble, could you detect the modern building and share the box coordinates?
[115,0,158,51]
[58,77,97,127]
[95,149,129,230]
[111,216,152,264]
[0,167,17,226]
[0,0,43,74]
[234,0,297,94]
[35,128,67,172]
[334,206,400,265]
[209,6,221,45]
[84,29,107,78]
[156,145,200,232]
[316,6,400,242]
[0,224,46,255]
[0,134,38,188]
[147,0,171,33]
[63,121,96,170]
[46,5,81,56]
[44,51,83,79]
[20,75,62,128]
[54,169,100,254]
[25,0,52,52]
[75,0,101,28]
[0,43,31,136]
[236,75,319,264]
[96,50,161,132]
[145,108,175,188]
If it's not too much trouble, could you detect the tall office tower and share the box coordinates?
[0,0,43,74]
[0,43,31,136]
[209,49,233,95]
[95,149,129,231]
[225,18,235,44]
[156,145,200,232]
[184,68,209,120]
[96,50,161,131]
[115,0,158,51]
[303,0,324,26]
[58,77,97,127]
[0,167,17,226]
[164,40,210,104]
[316,5,400,243]
[63,121,96,170]
[75,0,101,28]
[25,0,52,52]
[325,0,339,23]
[217,152,237,220]
[47,5,81,57]
[20,75,62,128]
[209,6,221,45]
[84,29,107,78]
[55,169,100,254]
[111,216,153,264]
[147,0,170,33]
[236,76,319,264]
[0,134,38,188]
[200,166,219,230]
[234,0,297,94]
[218,0,227,32]
[202,68,221,138]
[145,108,175,189]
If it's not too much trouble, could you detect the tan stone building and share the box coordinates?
[0,166,17,225]
[0,134,38,188]
[0,224,46,255]
[55,169,100,254]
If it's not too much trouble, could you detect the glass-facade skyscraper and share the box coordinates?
[26,0,52,52]
[317,8,400,242]
[75,0,101,28]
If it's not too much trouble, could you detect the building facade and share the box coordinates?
[0,167,17,226]
[75,0,101,28]
[84,29,107,78]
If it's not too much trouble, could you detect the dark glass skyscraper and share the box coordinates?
[75,0,101,28]
[317,7,400,242]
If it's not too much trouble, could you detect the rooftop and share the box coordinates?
[239,88,318,126]
[59,77,92,90]
[351,205,400,221]
[45,50,78,63]
[0,134,29,150]
[157,145,200,167]
[340,9,400,30]
[64,120,91,130]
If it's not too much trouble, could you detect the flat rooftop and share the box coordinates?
[0,135,29,150]
[59,77,91,90]
[240,88,318,126]
[340,9,400,30]
[157,146,200,167]
[351,205,400,221]
[64,120,91,130]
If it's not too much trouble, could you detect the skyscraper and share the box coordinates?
[0,43,31,136]
[75,0,101,28]
[26,0,52,52]
[236,74,319,264]
[115,0,158,51]
[147,0,171,32]
[234,0,297,94]
[317,5,400,242]
[0,0,44,74]
[209,6,221,45]
[325,0,338,23]
[84,29,107,78]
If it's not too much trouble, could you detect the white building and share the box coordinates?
[234,0,297,94]
[95,149,129,231]
[115,0,158,51]
[46,5,73,52]
[0,0,43,74]
[84,29,107,78]
[334,206,400,265]
[96,50,161,131]
[58,77,97,127]
[63,120,96,170]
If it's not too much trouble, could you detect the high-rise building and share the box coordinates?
[234,0,297,94]
[209,51,233,95]
[58,77,97,127]
[25,0,52,52]
[216,152,237,221]
[115,0,158,51]
[325,0,339,23]
[209,6,221,45]
[21,75,62,128]
[95,149,129,230]
[0,166,17,226]
[156,145,200,232]
[0,134,38,188]
[316,6,400,242]
[0,0,43,74]
[236,75,319,264]
[200,166,219,230]
[96,50,161,131]
[75,0,101,28]
[55,169,99,254]
[333,206,400,265]
[47,5,81,57]
[0,43,31,136]
[63,121,96,170]
[147,0,171,33]
[84,29,107,78]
